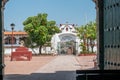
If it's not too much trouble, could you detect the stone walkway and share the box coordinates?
[4,55,95,80]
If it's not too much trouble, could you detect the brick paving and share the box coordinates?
[4,55,96,80]
[4,55,56,75]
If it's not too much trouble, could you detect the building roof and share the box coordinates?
[4,31,28,35]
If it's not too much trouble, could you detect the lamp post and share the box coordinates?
[10,23,15,54]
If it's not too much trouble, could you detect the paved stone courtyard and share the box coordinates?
[4,55,96,80]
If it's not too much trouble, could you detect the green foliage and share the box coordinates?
[46,21,61,42]
[80,42,87,53]
[76,21,97,53]
[23,13,60,54]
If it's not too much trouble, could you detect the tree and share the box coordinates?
[23,13,48,54]
[87,22,96,53]
[76,25,87,53]
[46,21,61,42]
[23,13,60,54]
[76,21,97,53]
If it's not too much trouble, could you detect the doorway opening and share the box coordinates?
[58,41,77,55]
[3,0,97,80]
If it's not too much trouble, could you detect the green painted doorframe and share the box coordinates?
[0,0,8,79]
[93,0,104,70]
[97,0,104,70]
[0,0,4,79]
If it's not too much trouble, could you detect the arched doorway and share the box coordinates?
[1,0,97,80]
[52,31,79,55]
[58,40,77,55]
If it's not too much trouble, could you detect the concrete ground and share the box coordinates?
[4,55,96,80]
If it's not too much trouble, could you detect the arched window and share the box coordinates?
[4,37,17,44]
[4,37,11,44]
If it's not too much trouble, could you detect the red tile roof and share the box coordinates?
[4,31,28,35]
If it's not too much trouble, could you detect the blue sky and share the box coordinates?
[4,0,96,31]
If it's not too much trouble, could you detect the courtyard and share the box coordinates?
[4,55,96,80]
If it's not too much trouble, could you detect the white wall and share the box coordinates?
[4,47,52,55]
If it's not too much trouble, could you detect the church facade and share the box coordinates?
[51,23,81,55]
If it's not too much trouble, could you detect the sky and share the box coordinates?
[4,0,96,31]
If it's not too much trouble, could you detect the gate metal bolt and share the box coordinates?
[0,64,6,69]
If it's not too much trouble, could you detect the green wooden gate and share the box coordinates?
[96,0,120,69]
[103,0,120,69]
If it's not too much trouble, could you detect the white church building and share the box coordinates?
[51,23,81,55]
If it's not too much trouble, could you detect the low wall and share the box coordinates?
[4,47,52,55]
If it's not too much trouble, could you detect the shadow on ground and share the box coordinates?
[4,70,77,80]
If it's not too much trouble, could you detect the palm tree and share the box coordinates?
[76,21,96,53]
[88,22,96,53]
[76,25,87,53]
